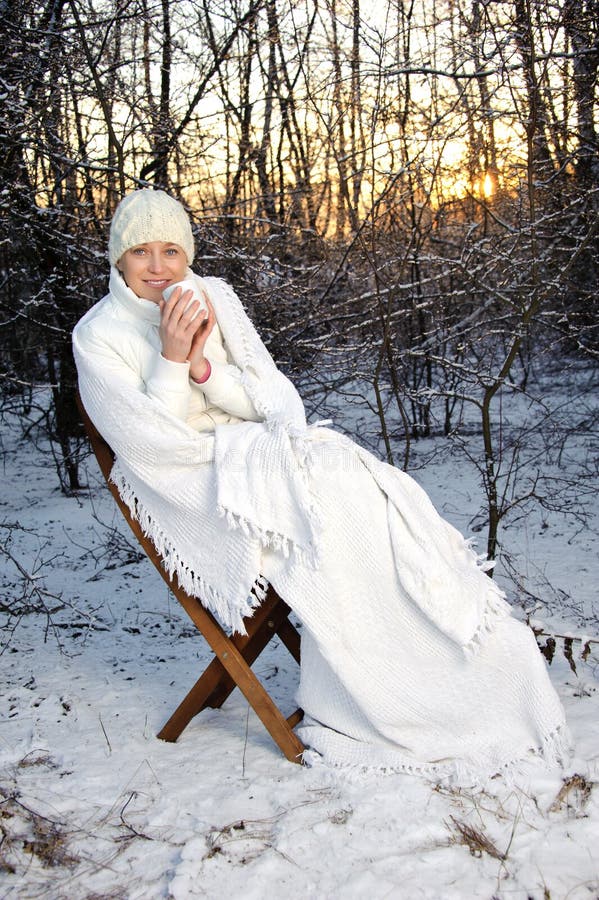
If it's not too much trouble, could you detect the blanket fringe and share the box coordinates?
[462,587,512,656]
[112,471,259,634]
[300,746,456,784]
[299,721,571,790]
[216,503,318,569]
[538,722,572,771]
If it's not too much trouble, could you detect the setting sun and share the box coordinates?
[482,172,495,198]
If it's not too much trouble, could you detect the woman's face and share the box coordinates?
[117,241,188,304]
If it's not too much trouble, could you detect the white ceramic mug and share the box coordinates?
[162,277,209,320]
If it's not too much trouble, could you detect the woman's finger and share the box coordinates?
[183,293,211,331]
[188,306,216,356]
[199,296,214,325]
[161,286,183,314]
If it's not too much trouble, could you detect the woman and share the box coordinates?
[73,189,569,781]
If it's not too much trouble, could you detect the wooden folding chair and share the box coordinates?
[76,393,305,763]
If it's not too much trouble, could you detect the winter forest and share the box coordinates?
[1,0,598,897]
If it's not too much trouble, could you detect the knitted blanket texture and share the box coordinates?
[73,273,569,778]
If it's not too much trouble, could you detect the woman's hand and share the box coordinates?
[158,287,214,373]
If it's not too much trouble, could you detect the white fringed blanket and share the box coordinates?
[73,274,569,778]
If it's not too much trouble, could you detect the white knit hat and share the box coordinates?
[108,189,195,265]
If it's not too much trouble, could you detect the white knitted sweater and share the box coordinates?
[73,271,569,778]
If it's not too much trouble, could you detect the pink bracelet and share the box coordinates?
[190,360,211,385]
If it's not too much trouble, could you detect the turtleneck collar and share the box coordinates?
[109,266,162,325]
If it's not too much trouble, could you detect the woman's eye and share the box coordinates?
[165,248,178,256]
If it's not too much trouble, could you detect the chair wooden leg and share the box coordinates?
[287,708,304,729]
[157,655,230,742]
[159,650,304,763]
[203,594,300,711]
[276,617,301,664]
[219,638,305,763]
[158,600,300,742]
[158,591,305,763]
[199,591,285,709]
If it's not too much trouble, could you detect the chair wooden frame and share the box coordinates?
[76,393,305,763]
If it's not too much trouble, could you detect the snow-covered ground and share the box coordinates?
[1,384,598,899]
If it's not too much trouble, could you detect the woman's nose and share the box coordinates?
[147,252,164,272]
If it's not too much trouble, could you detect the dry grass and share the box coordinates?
[448,815,507,860]
[0,785,78,874]
[549,774,594,816]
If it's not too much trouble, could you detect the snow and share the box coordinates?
[1,393,598,899]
